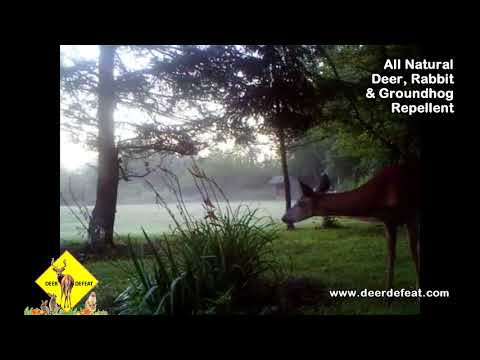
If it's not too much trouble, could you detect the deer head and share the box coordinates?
[281,178,331,224]
[51,258,66,275]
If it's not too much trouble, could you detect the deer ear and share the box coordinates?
[316,174,331,193]
[299,181,315,197]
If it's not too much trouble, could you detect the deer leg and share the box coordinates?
[384,223,397,291]
[406,220,420,288]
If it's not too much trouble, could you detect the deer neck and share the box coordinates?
[56,273,64,284]
[312,188,377,217]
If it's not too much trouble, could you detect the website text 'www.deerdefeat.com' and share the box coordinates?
[329,289,450,298]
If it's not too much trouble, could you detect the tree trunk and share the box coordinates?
[88,45,118,252]
[278,128,295,230]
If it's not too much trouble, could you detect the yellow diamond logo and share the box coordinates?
[35,251,98,311]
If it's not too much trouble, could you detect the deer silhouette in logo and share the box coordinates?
[51,258,74,309]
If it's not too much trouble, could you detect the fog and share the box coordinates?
[60,151,304,207]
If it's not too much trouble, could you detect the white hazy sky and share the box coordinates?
[61,45,98,169]
[60,45,274,170]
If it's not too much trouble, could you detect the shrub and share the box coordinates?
[114,164,287,315]
[321,216,341,229]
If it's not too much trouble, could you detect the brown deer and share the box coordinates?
[281,159,420,291]
[51,259,75,309]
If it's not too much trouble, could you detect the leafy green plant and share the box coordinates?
[322,216,341,229]
[114,163,287,315]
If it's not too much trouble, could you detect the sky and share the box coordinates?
[60,45,275,170]
[61,45,98,169]
[60,133,97,169]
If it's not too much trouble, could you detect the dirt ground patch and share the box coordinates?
[234,277,330,314]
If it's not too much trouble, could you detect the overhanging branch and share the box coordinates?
[287,134,329,151]
[318,46,405,159]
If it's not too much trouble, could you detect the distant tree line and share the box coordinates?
[61,129,388,207]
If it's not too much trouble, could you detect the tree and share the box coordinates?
[153,45,326,229]
[312,45,421,162]
[87,45,117,251]
[60,45,204,252]
[60,44,421,246]
[285,45,422,187]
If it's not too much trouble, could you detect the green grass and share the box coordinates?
[78,216,419,315]
[274,221,419,315]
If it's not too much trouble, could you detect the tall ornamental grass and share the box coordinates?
[114,163,287,315]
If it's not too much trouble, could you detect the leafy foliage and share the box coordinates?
[114,166,287,315]
[311,45,421,160]
[60,46,206,164]
[154,45,329,144]
[321,216,341,229]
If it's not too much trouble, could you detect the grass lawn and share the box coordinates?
[274,220,419,315]
[60,201,419,315]
[73,214,419,315]
[60,201,290,242]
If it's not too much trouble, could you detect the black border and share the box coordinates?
[16,26,463,331]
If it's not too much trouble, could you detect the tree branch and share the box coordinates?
[318,46,405,159]
[287,134,329,151]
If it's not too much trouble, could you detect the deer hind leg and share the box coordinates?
[66,289,70,308]
[384,223,397,291]
[406,220,420,289]
[63,288,69,308]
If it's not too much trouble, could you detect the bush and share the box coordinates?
[321,216,341,229]
[114,164,287,315]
